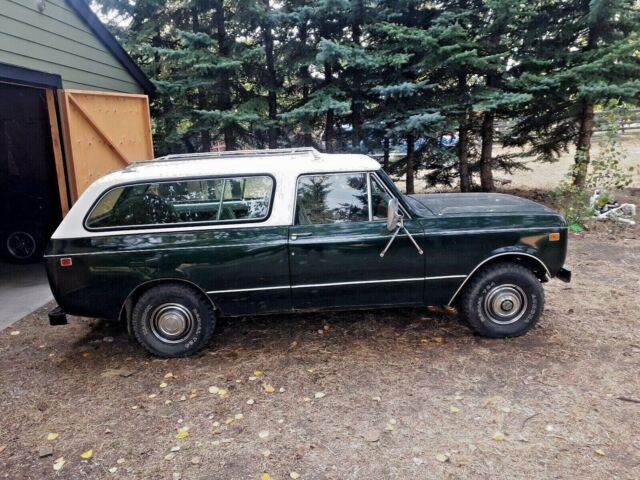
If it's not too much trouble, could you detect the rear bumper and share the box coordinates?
[556,267,571,283]
[48,305,68,326]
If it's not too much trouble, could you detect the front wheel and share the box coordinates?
[460,262,545,338]
[131,284,215,357]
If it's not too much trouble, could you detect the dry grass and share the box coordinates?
[0,214,639,479]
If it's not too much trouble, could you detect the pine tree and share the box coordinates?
[507,0,640,188]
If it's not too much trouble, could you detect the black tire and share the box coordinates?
[2,229,43,263]
[131,284,215,357]
[460,262,545,338]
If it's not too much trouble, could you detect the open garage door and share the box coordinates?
[58,90,154,200]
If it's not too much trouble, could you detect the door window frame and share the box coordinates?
[292,170,410,227]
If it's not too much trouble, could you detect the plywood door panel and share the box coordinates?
[59,90,153,199]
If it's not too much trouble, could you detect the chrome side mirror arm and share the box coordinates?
[380,214,424,258]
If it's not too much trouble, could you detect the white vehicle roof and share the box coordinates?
[97,148,379,188]
[53,148,383,239]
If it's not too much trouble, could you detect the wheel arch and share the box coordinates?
[119,278,216,335]
[448,252,550,306]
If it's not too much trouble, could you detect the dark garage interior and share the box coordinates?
[0,82,62,262]
[0,82,62,328]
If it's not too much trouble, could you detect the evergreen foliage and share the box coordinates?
[93,0,640,192]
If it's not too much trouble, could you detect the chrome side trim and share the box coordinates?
[447,252,551,306]
[291,277,424,289]
[424,275,467,280]
[206,275,468,295]
[207,285,290,294]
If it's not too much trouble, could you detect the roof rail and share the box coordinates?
[135,147,321,166]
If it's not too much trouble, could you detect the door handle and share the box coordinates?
[290,232,313,240]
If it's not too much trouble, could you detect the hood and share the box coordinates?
[405,193,558,217]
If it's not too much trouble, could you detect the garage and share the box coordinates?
[0,0,154,326]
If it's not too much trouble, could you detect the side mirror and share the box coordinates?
[386,198,401,231]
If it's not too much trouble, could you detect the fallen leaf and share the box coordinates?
[211,440,220,446]
[258,430,270,439]
[164,372,175,379]
[435,453,448,463]
[176,428,189,439]
[303,397,311,402]
[314,392,326,399]
[117,458,125,464]
[290,472,301,479]
[323,324,331,331]
[218,388,229,397]
[594,449,606,456]
[170,446,180,452]
[224,418,233,425]
[47,433,59,441]
[263,383,275,393]
[208,386,220,394]
[80,450,93,459]
[53,457,65,471]
[306,368,316,374]
[253,370,263,377]
[235,413,244,420]
[363,430,380,442]
[159,382,168,389]
[261,474,272,480]
[450,406,460,413]
[222,438,233,443]
[149,394,157,399]
[164,452,175,461]
[10,330,20,336]
[432,336,444,344]
[109,467,118,474]
[493,432,505,442]
[260,449,271,457]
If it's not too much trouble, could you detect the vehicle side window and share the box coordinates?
[296,173,369,225]
[370,175,392,220]
[86,176,274,229]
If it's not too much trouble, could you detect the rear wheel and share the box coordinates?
[460,262,544,338]
[3,229,43,263]
[131,284,215,357]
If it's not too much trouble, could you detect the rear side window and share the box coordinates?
[86,176,274,229]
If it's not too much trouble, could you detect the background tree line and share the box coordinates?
[94,0,640,193]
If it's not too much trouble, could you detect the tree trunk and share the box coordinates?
[457,72,471,192]
[299,24,312,147]
[350,0,363,149]
[479,111,494,192]
[383,137,390,171]
[324,62,334,153]
[406,134,415,194]
[458,121,471,192]
[262,0,278,149]
[572,27,597,188]
[214,1,235,150]
[573,102,594,188]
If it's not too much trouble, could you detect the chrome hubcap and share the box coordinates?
[483,284,528,325]
[7,231,36,259]
[150,303,193,343]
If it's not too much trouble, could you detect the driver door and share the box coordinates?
[288,172,425,310]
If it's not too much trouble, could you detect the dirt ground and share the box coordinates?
[1,195,639,480]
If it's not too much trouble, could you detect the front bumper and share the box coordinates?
[556,268,572,283]
[48,305,68,326]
